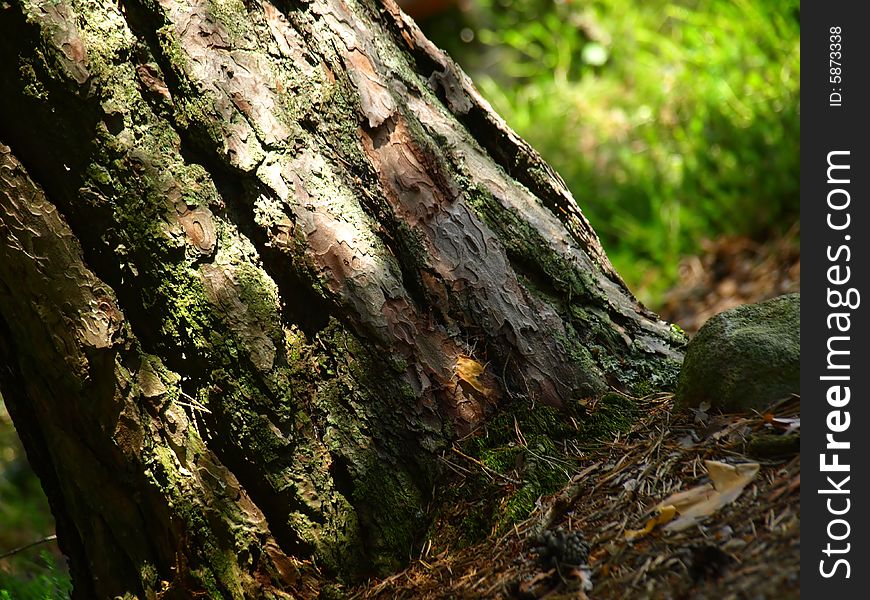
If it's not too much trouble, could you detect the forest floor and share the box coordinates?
[657,222,800,335]
[1,226,800,598]
[349,394,800,600]
[348,225,801,600]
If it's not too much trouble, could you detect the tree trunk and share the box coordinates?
[0,0,683,596]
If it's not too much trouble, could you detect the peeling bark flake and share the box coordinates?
[31,0,90,84]
[346,50,396,127]
[177,205,217,257]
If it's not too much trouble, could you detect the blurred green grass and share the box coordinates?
[423,0,800,306]
[0,396,70,599]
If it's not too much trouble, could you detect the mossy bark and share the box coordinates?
[0,0,682,597]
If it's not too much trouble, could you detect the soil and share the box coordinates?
[657,223,800,335]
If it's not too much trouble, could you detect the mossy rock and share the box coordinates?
[676,293,799,412]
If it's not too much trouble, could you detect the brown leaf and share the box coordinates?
[662,461,760,532]
[456,355,491,396]
[625,505,677,540]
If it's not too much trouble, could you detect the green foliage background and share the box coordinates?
[425,0,800,304]
[0,398,70,599]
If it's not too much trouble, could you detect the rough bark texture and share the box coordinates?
[0,0,683,597]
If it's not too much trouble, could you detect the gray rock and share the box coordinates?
[676,293,799,412]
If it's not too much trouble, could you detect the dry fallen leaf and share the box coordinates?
[769,416,801,434]
[663,460,760,532]
[455,355,490,395]
[629,460,761,538]
[656,485,718,514]
[625,505,678,540]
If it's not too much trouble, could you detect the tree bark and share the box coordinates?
[0,0,683,597]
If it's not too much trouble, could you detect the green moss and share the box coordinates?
[142,442,249,598]
[352,461,424,574]
[319,582,348,600]
[463,182,683,397]
[746,432,800,458]
[432,388,646,546]
[151,26,230,152]
[479,445,521,473]
[19,58,49,100]
[465,184,603,307]
[581,392,637,440]
[457,507,493,545]
[178,162,221,208]
[86,162,112,186]
[293,321,451,577]
[234,262,283,343]
[204,0,255,43]
[445,402,575,533]
[156,271,213,347]
[139,562,158,589]
[677,294,799,412]
[499,463,567,527]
